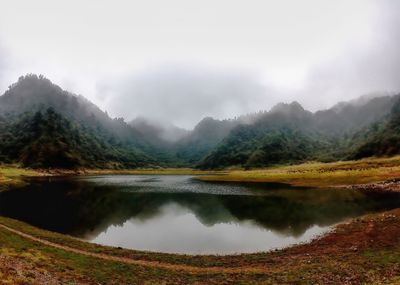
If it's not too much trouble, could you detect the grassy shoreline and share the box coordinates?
[197,156,400,187]
[2,156,400,189]
[0,165,223,190]
[1,157,400,283]
[0,209,399,284]
[0,165,48,190]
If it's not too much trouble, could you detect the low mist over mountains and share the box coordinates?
[129,117,189,143]
[0,74,399,169]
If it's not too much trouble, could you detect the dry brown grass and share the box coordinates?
[197,156,400,187]
[1,209,400,284]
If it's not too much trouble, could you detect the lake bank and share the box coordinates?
[0,158,400,283]
[0,166,222,191]
[2,156,400,190]
[5,175,397,255]
[197,156,400,188]
[0,208,399,284]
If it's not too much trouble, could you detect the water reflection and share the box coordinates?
[1,175,399,254]
[92,203,327,254]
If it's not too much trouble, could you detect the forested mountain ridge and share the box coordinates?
[198,95,400,169]
[0,75,158,168]
[313,95,397,135]
[174,117,238,164]
[198,102,328,169]
[0,74,399,169]
[349,98,400,159]
[0,108,154,168]
[0,75,147,145]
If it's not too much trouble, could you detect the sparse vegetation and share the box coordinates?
[1,157,400,283]
[0,208,399,284]
[0,165,44,190]
[198,156,400,187]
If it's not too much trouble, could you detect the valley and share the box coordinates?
[1,75,400,284]
[2,1,400,283]
[1,75,400,171]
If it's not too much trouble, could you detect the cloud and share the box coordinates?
[1,0,400,127]
[0,44,16,94]
[0,45,6,86]
[97,65,280,129]
[93,1,400,126]
[297,0,400,110]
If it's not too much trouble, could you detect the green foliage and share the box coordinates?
[0,75,159,168]
[1,74,400,169]
[198,97,400,169]
[0,108,154,169]
[198,104,329,169]
[175,117,237,165]
[350,99,400,159]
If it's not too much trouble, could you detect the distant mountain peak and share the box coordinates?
[270,101,305,114]
[331,93,390,113]
[195,116,217,127]
[6,74,59,94]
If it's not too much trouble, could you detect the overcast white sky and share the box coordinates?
[0,0,399,128]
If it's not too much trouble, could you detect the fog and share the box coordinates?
[97,65,279,128]
[0,0,399,128]
[298,0,400,109]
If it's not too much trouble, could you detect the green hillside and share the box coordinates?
[1,74,399,169]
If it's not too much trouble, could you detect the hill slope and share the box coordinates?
[198,97,400,169]
[0,108,154,168]
[351,98,400,158]
[0,75,156,168]
[1,74,399,169]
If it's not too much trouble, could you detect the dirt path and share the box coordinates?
[0,223,266,274]
[1,210,400,284]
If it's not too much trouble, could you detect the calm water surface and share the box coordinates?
[1,175,400,254]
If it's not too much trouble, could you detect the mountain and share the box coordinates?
[198,96,399,169]
[1,74,399,170]
[0,75,147,144]
[0,108,155,168]
[174,117,238,164]
[0,75,156,168]
[313,94,398,135]
[198,102,327,169]
[350,98,400,158]
[130,116,246,166]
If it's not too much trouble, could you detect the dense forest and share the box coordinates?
[0,74,399,169]
[198,98,400,169]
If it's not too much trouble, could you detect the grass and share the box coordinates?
[1,157,400,283]
[3,156,400,189]
[197,156,400,187]
[0,225,193,284]
[84,168,223,176]
[0,164,45,190]
[0,165,222,191]
[0,209,400,284]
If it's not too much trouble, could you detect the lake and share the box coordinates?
[1,175,400,254]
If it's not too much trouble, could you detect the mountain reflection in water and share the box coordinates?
[1,175,399,254]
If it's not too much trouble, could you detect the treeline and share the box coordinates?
[0,74,400,169]
[198,98,400,169]
[0,108,154,168]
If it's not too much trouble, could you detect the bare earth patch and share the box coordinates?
[1,158,400,283]
[0,208,400,284]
